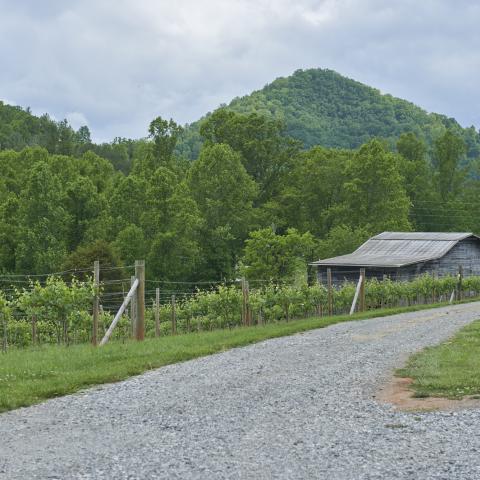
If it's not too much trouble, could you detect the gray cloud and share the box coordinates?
[0,0,479,142]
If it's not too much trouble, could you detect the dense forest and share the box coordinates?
[177,69,480,161]
[1,68,479,283]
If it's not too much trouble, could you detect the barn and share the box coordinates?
[311,232,480,284]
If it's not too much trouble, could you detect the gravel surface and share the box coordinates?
[1,302,480,479]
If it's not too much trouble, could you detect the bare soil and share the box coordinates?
[377,376,480,412]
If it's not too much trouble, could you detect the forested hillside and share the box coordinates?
[0,108,478,282]
[1,68,480,282]
[177,69,480,161]
[0,101,137,173]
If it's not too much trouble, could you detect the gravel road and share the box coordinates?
[1,302,480,479]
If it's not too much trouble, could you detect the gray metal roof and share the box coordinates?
[311,232,480,268]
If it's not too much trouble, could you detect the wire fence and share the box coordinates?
[1,263,479,351]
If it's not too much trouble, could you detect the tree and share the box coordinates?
[76,125,92,145]
[341,139,411,233]
[65,176,105,250]
[146,182,203,281]
[113,224,147,267]
[109,175,148,233]
[433,130,467,199]
[56,119,75,156]
[397,132,427,163]
[396,133,437,230]
[241,228,316,283]
[316,225,370,259]
[16,162,71,273]
[148,116,183,165]
[200,109,301,202]
[62,240,122,282]
[188,143,257,278]
[265,146,350,236]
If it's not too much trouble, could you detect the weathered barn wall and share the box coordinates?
[422,237,480,277]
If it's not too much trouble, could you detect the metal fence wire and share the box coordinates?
[1,263,478,351]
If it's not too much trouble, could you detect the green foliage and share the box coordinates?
[188,143,257,278]
[200,109,301,201]
[342,139,412,232]
[179,68,480,160]
[62,240,123,281]
[15,161,71,273]
[433,130,467,198]
[241,228,316,283]
[15,277,94,344]
[1,70,480,283]
[148,116,183,166]
[317,225,370,259]
[3,272,476,349]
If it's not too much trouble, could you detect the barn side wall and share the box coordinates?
[421,237,480,277]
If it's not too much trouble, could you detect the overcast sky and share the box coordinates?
[1,0,479,142]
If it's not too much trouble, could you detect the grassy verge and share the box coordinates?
[0,300,476,413]
[397,319,480,399]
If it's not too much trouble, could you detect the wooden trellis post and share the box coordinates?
[359,268,366,312]
[155,288,160,337]
[130,276,137,337]
[1,313,6,353]
[171,294,177,334]
[327,268,333,316]
[241,277,247,325]
[457,265,463,301]
[135,260,145,341]
[92,260,100,346]
[31,315,37,346]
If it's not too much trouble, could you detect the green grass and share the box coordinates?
[0,300,474,413]
[397,319,480,399]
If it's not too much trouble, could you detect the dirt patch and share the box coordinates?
[377,376,480,412]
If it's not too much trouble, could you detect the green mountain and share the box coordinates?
[177,68,480,160]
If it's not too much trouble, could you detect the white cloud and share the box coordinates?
[66,111,89,130]
[0,0,479,142]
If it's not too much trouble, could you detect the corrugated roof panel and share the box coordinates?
[311,232,479,267]
[372,232,474,241]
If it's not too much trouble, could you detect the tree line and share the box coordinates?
[0,108,478,283]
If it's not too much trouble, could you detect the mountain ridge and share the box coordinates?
[177,68,480,160]
[2,68,480,163]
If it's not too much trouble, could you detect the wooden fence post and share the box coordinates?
[135,260,145,341]
[32,314,37,346]
[245,280,251,326]
[1,313,6,353]
[241,277,247,326]
[130,276,137,337]
[327,268,333,316]
[92,260,100,346]
[359,268,366,312]
[171,294,177,334]
[457,265,463,301]
[155,288,160,337]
